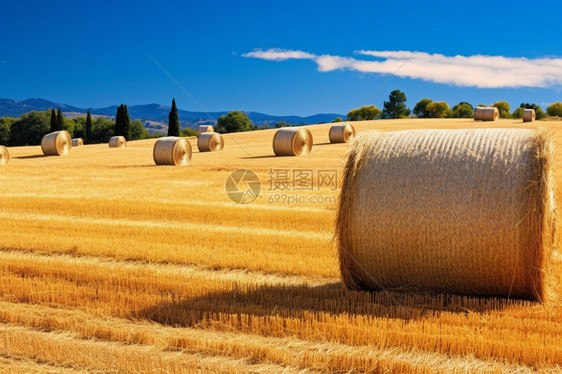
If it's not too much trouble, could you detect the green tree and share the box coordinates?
[181,128,197,137]
[514,103,545,119]
[426,101,450,118]
[347,105,381,121]
[491,101,511,118]
[73,116,86,139]
[56,108,65,131]
[216,111,253,133]
[451,102,474,118]
[0,117,16,145]
[115,104,132,140]
[382,90,411,119]
[8,111,50,146]
[547,102,562,117]
[413,98,433,118]
[86,111,93,143]
[274,121,288,128]
[331,117,343,123]
[477,104,487,107]
[167,99,180,137]
[92,117,115,143]
[131,120,149,140]
[50,109,58,132]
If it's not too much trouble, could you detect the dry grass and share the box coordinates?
[0,118,561,372]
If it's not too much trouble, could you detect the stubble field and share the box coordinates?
[0,118,560,373]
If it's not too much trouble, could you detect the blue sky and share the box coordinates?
[1,0,561,116]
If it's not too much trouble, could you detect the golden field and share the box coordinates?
[0,118,561,373]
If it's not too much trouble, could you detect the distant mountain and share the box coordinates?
[0,98,345,132]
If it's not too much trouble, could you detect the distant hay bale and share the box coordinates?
[0,146,9,165]
[272,127,313,156]
[41,131,72,156]
[197,132,224,152]
[523,109,536,122]
[329,124,356,143]
[336,128,556,301]
[108,136,126,148]
[72,138,84,146]
[196,125,214,137]
[474,107,499,121]
[153,137,192,166]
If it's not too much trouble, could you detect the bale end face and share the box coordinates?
[272,128,313,156]
[41,131,72,156]
[336,128,556,301]
[329,124,356,143]
[153,137,192,166]
[0,146,9,165]
[197,132,224,152]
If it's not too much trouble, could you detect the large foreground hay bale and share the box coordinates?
[41,131,72,156]
[475,107,499,121]
[153,137,192,165]
[273,128,313,156]
[329,124,356,143]
[72,138,84,146]
[196,125,214,137]
[108,136,126,148]
[197,132,224,152]
[523,109,536,122]
[0,146,9,165]
[337,128,555,301]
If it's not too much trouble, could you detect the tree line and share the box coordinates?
[3,95,562,146]
[340,89,562,122]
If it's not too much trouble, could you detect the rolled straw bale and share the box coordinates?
[153,137,192,166]
[41,131,72,156]
[473,106,485,121]
[196,125,214,137]
[272,127,313,156]
[197,132,224,152]
[474,107,499,121]
[0,146,9,165]
[329,124,356,143]
[108,136,126,148]
[336,128,556,301]
[523,109,536,122]
[72,138,84,146]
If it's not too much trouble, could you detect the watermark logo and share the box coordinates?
[225,169,261,204]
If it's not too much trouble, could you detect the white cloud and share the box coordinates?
[243,48,562,88]
[242,48,316,61]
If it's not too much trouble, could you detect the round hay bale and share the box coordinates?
[336,128,555,301]
[523,109,536,122]
[196,125,214,137]
[108,136,126,148]
[197,132,224,152]
[474,107,499,121]
[72,138,84,146]
[272,128,313,156]
[329,124,356,143]
[153,137,192,166]
[0,146,9,165]
[473,106,485,121]
[41,131,72,156]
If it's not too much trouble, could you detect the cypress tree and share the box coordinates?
[50,109,57,132]
[122,104,131,140]
[168,98,180,137]
[56,108,64,131]
[85,111,93,143]
[114,104,123,138]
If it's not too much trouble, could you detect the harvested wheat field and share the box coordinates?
[0,118,561,373]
